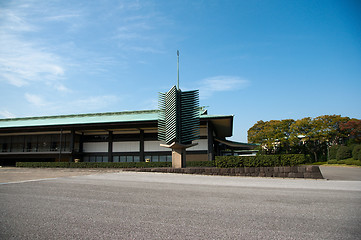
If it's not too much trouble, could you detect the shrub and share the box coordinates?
[214,154,310,168]
[345,159,361,166]
[327,159,338,164]
[16,161,217,168]
[16,162,172,168]
[337,159,346,164]
[187,161,215,167]
[352,145,361,160]
[215,156,244,168]
[329,145,340,160]
[336,146,352,160]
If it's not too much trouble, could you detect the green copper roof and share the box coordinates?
[0,109,233,129]
[0,110,159,129]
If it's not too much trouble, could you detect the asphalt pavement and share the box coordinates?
[1,170,361,239]
[319,165,361,181]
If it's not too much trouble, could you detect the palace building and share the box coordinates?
[0,108,255,166]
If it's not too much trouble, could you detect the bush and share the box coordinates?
[215,156,244,168]
[16,162,172,168]
[336,146,352,160]
[337,159,346,164]
[345,159,361,166]
[327,159,338,164]
[215,154,310,168]
[352,145,361,160]
[16,161,217,168]
[329,145,340,160]
[186,161,215,167]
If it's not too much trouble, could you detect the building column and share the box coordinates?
[207,121,214,161]
[140,130,145,162]
[69,129,75,162]
[108,131,113,162]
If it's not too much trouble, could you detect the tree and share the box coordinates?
[352,145,361,160]
[247,120,266,144]
[312,115,349,145]
[340,119,361,143]
[336,146,352,160]
[247,115,353,161]
[248,119,294,154]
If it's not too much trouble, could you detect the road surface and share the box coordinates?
[1,169,360,239]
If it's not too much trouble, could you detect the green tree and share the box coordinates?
[336,146,352,160]
[329,145,340,160]
[248,119,294,154]
[352,145,361,160]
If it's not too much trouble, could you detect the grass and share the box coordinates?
[309,159,361,167]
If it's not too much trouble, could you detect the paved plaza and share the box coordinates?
[1,168,361,239]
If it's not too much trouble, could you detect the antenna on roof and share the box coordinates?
[177,50,180,90]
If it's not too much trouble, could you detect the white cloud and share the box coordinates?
[0,110,16,119]
[0,3,68,91]
[198,76,250,99]
[71,95,119,111]
[112,3,169,54]
[22,93,120,116]
[25,93,47,107]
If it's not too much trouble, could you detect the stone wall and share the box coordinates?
[124,166,324,179]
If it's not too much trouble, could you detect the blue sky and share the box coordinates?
[0,0,360,142]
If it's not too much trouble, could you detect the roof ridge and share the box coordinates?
[0,109,160,122]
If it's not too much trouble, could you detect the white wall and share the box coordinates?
[144,141,171,152]
[83,142,108,152]
[187,139,208,151]
[113,141,140,152]
[83,139,208,153]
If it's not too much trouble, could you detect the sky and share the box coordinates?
[0,0,360,143]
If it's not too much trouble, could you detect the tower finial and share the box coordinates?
[177,50,179,90]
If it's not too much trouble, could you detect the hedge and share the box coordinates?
[186,161,215,167]
[15,161,215,168]
[16,162,172,168]
[214,154,310,168]
[327,158,361,166]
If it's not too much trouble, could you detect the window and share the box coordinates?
[133,156,140,162]
[0,136,11,152]
[113,155,140,162]
[126,156,133,162]
[152,155,159,162]
[83,135,109,142]
[25,135,37,152]
[145,155,171,162]
[12,136,24,152]
[84,155,108,162]
[38,135,51,152]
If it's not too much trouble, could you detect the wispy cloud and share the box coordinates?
[0,110,16,119]
[0,3,67,90]
[25,93,48,107]
[71,95,119,112]
[23,92,120,116]
[112,3,170,54]
[198,76,250,99]
[0,34,65,87]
